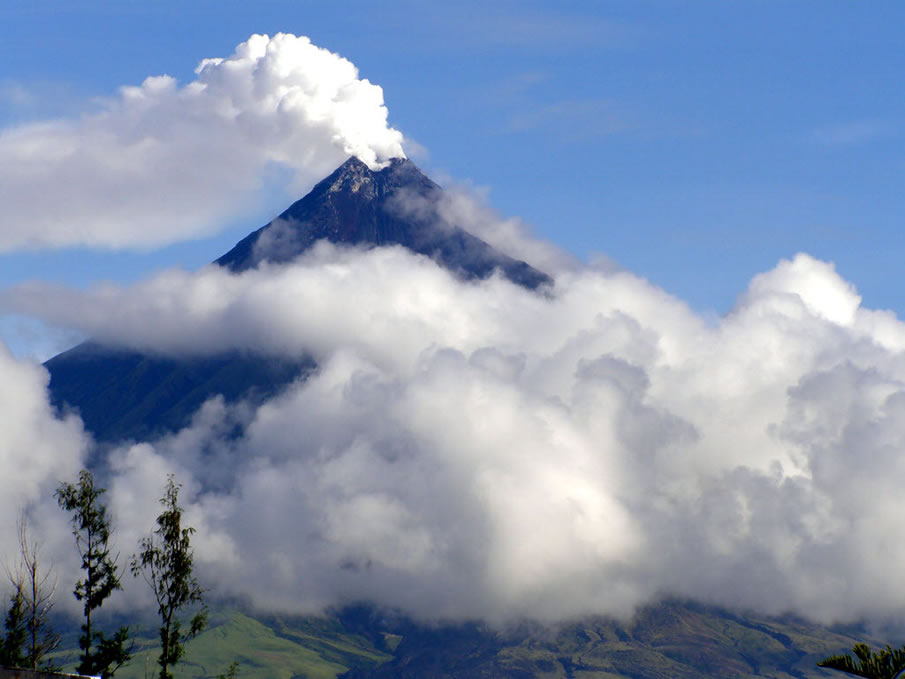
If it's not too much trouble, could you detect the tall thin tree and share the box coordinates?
[132,475,207,679]
[56,469,132,678]
[9,514,60,671]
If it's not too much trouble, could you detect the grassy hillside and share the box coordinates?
[342,601,873,679]
[57,602,874,679]
[84,610,391,679]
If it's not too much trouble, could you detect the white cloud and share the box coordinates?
[0,345,88,611]
[7,246,905,624]
[0,33,405,251]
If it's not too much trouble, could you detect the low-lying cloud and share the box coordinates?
[0,33,405,251]
[4,242,905,625]
[0,344,87,598]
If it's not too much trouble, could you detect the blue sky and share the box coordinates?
[1,1,903,356]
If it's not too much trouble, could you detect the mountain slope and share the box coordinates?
[103,610,393,679]
[216,156,551,289]
[60,602,861,679]
[44,343,312,443]
[340,601,862,679]
[45,157,549,442]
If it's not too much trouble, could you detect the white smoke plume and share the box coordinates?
[0,33,405,251]
[5,246,905,624]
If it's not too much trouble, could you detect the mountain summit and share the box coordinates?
[216,157,550,288]
[45,157,550,440]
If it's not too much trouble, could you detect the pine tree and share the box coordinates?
[56,469,132,678]
[0,582,27,668]
[132,475,207,679]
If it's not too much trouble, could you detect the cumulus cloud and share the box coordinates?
[811,119,896,146]
[7,247,905,625]
[0,346,88,499]
[0,345,88,607]
[0,33,405,251]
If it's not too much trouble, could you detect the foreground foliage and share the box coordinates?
[56,469,132,678]
[818,643,905,679]
[0,585,27,668]
[0,515,61,672]
[132,476,207,679]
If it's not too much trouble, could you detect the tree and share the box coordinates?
[8,514,60,672]
[0,581,27,668]
[56,469,132,678]
[818,643,905,678]
[131,475,207,679]
[216,660,239,679]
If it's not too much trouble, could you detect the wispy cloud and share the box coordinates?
[375,2,636,52]
[0,80,34,107]
[508,99,633,140]
[465,8,631,49]
[810,118,896,146]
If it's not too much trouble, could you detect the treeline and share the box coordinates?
[0,470,210,679]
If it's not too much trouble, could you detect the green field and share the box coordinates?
[57,610,390,679]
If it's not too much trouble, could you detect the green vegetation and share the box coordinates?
[14,516,61,672]
[0,515,61,672]
[111,611,391,679]
[56,469,132,678]
[132,476,207,679]
[0,584,27,667]
[344,600,876,679]
[818,643,905,678]
[215,660,239,679]
[4,468,395,679]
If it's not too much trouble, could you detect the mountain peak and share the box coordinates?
[322,156,429,197]
[215,156,550,289]
[326,156,377,194]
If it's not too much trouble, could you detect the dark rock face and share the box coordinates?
[44,342,313,443]
[45,156,550,441]
[216,157,551,289]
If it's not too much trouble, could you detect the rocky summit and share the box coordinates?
[216,156,551,288]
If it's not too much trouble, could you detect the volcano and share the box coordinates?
[217,156,551,288]
[38,157,866,679]
[44,157,550,441]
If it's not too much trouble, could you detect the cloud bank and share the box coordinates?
[0,345,87,593]
[5,243,905,625]
[0,33,405,251]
